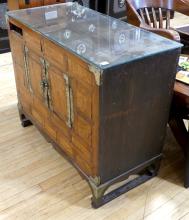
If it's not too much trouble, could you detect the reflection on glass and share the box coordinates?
[7,2,181,68]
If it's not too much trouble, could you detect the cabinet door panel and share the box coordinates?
[32,97,49,127]
[50,113,71,139]
[75,155,92,176]
[72,132,92,164]
[73,81,92,120]
[69,59,92,86]
[74,115,92,145]
[24,29,42,55]
[13,62,26,92]
[48,65,69,124]
[57,132,73,159]
[27,51,43,100]
[43,39,68,72]
[9,30,24,67]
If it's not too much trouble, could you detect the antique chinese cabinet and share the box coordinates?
[7,3,181,208]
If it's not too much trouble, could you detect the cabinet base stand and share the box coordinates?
[18,106,161,208]
[88,159,161,208]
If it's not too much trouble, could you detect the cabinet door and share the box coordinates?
[9,30,24,67]
[9,28,33,113]
[68,58,100,176]
[48,64,70,127]
[69,59,93,144]
[26,49,44,101]
[9,30,25,90]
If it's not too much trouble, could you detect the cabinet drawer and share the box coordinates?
[75,155,92,176]
[72,81,92,121]
[74,115,92,146]
[44,119,57,141]
[57,132,73,159]
[24,29,42,55]
[69,58,93,86]
[72,132,92,164]
[32,97,49,126]
[43,39,68,72]
[50,113,71,139]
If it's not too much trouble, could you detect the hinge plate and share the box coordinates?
[89,176,101,186]
[89,65,103,86]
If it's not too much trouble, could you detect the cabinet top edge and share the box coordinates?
[7,2,182,70]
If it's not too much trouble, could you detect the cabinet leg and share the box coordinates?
[88,161,161,208]
[19,112,32,127]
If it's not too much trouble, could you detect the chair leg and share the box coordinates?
[185,147,189,188]
[169,117,189,188]
[169,117,188,155]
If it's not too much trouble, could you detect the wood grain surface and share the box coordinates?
[0,13,189,219]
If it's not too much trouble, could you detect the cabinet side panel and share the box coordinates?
[99,49,180,183]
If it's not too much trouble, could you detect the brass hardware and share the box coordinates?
[39,58,52,109]
[40,57,45,66]
[23,46,32,92]
[64,74,72,128]
[89,65,103,86]
[69,86,74,126]
[40,79,49,107]
[89,176,101,186]
[39,58,73,126]
[44,61,52,110]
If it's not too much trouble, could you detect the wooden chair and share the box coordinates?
[126,0,189,188]
[126,0,189,42]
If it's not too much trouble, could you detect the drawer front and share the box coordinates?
[72,132,92,164]
[43,39,68,72]
[69,58,93,86]
[24,29,42,55]
[57,131,73,159]
[75,155,92,176]
[73,81,92,121]
[50,113,71,139]
[31,97,49,127]
[73,115,92,146]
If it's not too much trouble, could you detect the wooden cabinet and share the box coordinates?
[7,4,182,208]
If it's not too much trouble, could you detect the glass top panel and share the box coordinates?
[7,3,181,69]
